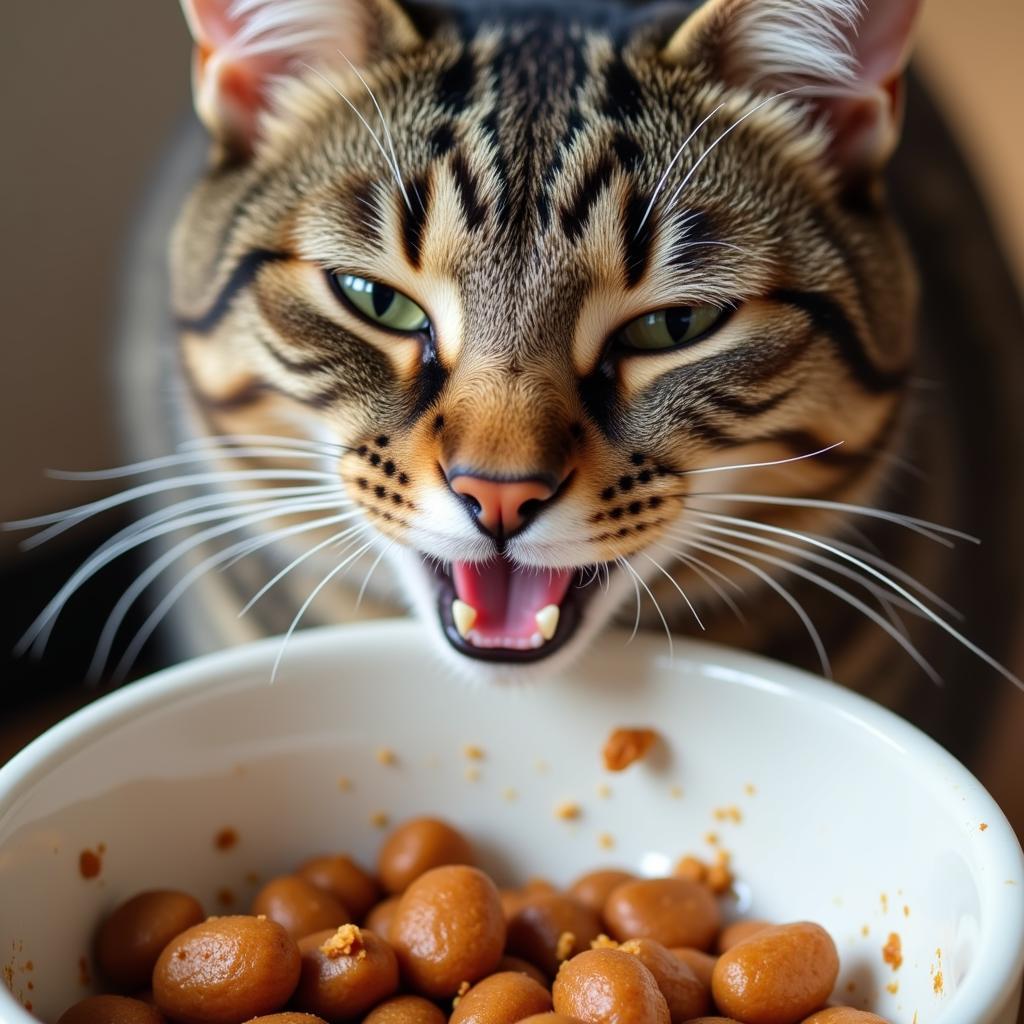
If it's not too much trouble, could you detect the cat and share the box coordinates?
[19,0,1022,754]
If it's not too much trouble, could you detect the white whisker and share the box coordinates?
[689,509,1022,690]
[108,512,364,683]
[679,534,832,678]
[617,556,644,643]
[180,434,344,455]
[676,442,844,478]
[271,535,377,683]
[636,104,725,235]
[685,491,975,546]
[664,87,808,214]
[685,531,942,685]
[638,551,704,631]
[356,537,397,609]
[304,63,412,212]
[619,556,675,657]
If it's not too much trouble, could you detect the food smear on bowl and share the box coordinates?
[602,727,660,772]
[214,828,238,852]
[51,815,903,1024]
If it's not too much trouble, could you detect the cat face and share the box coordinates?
[173,0,920,674]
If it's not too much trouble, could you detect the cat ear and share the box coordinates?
[662,0,923,175]
[180,0,421,155]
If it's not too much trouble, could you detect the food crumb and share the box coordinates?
[320,924,366,960]
[464,767,481,783]
[2,965,13,991]
[713,805,743,823]
[675,856,707,883]
[882,932,903,970]
[596,783,613,799]
[933,970,943,994]
[846,981,856,994]
[376,748,397,766]
[452,980,471,1008]
[463,744,485,761]
[78,848,102,879]
[535,759,550,774]
[214,828,238,851]
[597,833,615,850]
[979,822,988,831]
[591,934,619,950]
[216,888,235,908]
[669,785,684,799]
[704,831,719,846]
[337,776,353,792]
[602,727,659,772]
[886,981,899,995]
[880,892,889,913]
[861,924,870,937]
[903,904,910,917]
[744,783,757,796]
[555,931,575,962]
[706,863,733,894]
[370,811,390,829]
[555,801,581,821]
[502,787,519,802]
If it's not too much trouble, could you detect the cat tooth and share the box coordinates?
[535,604,560,642]
[452,600,478,640]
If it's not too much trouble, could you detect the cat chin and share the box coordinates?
[381,543,645,685]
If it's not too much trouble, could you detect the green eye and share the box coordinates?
[619,305,726,352]
[332,273,430,333]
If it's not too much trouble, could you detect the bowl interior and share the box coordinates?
[0,621,1021,1024]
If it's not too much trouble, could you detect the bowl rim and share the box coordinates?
[1,619,1022,1023]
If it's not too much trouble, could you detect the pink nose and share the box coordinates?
[449,474,556,537]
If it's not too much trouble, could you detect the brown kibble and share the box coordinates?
[153,916,301,1024]
[604,878,720,951]
[245,1016,328,1024]
[553,947,670,1024]
[57,995,165,1024]
[507,894,602,977]
[377,817,475,894]
[801,1011,890,1023]
[363,995,448,1024]
[711,921,839,1024]
[518,1017,588,1024]
[391,865,506,997]
[298,854,380,921]
[293,926,398,1019]
[620,938,712,1022]
[568,869,635,915]
[365,896,401,941]
[668,947,717,989]
[250,876,350,942]
[96,890,205,991]
[496,955,548,986]
[717,920,771,954]
[500,879,558,921]
[449,971,553,1024]
[882,932,902,970]
[603,728,659,771]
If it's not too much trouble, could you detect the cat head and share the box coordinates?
[172,0,921,676]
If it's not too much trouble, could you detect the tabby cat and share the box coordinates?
[22,0,1021,736]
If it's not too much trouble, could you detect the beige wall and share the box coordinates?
[0,1,1021,549]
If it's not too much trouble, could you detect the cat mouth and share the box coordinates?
[430,557,602,663]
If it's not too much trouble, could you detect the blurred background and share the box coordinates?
[1,2,1022,827]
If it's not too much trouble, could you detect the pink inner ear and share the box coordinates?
[850,0,923,86]
[186,0,247,52]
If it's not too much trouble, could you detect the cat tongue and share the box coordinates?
[453,560,573,647]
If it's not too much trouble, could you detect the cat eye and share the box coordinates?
[618,304,726,353]
[330,273,431,334]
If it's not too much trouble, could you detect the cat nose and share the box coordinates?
[446,471,557,539]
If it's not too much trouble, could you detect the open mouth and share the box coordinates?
[432,557,603,663]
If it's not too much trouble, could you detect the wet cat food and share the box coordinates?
[58,816,890,1024]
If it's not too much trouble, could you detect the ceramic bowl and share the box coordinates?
[0,621,1021,1023]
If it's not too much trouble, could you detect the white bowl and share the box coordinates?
[0,621,1021,1024]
